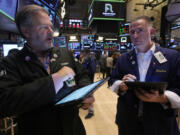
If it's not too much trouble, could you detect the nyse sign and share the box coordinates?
[102,3,116,17]
[93,1,125,19]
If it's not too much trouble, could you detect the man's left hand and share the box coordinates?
[81,95,95,110]
[134,89,169,103]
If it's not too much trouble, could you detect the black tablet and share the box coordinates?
[124,81,168,94]
[55,77,109,106]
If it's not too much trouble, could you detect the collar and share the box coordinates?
[24,43,52,57]
[135,42,155,56]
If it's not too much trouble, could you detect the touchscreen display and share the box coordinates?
[56,79,105,105]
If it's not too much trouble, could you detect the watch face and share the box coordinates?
[65,78,76,87]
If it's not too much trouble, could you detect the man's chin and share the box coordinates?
[134,42,142,46]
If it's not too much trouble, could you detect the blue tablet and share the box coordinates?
[55,78,109,106]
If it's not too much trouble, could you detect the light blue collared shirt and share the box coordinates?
[135,44,180,108]
[136,44,155,82]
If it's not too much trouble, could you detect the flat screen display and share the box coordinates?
[40,0,59,11]
[68,42,80,50]
[95,42,104,50]
[54,36,66,48]
[104,42,119,50]
[81,35,94,43]
[93,1,125,19]
[81,35,95,50]
[17,0,35,12]
[0,0,17,20]
[119,23,130,36]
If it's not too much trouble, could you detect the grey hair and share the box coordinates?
[15,4,49,38]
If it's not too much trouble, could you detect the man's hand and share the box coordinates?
[81,95,95,110]
[119,74,137,92]
[57,66,75,81]
[134,89,169,103]
[122,74,137,82]
[119,82,128,92]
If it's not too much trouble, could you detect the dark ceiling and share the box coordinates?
[0,0,90,34]
[66,0,89,20]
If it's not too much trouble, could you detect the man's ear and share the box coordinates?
[20,27,30,39]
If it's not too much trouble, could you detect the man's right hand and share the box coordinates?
[52,66,76,94]
[57,66,75,81]
[119,74,137,92]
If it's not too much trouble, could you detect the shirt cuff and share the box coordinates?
[52,73,64,94]
[164,90,180,108]
[109,80,122,94]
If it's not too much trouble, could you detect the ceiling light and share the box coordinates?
[98,36,104,40]
[69,36,78,41]
[105,38,118,41]
[53,31,59,37]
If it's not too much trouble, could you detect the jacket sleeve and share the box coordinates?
[0,58,56,117]
[74,61,91,87]
[109,56,124,86]
[167,51,180,95]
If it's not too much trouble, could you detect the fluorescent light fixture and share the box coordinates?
[105,38,118,41]
[96,40,103,42]
[53,31,59,37]
[70,36,76,40]
[98,36,104,40]
[69,36,78,41]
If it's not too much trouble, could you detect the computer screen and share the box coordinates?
[119,23,130,36]
[81,35,95,50]
[104,42,119,51]
[95,42,104,50]
[68,42,80,50]
[40,0,59,11]
[54,36,66,48]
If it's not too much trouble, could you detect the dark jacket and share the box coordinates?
[109,45,180,135]
[0,46,91,135]
[83,56,97,82]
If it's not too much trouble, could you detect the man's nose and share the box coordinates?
[133,31,138,38]
[48,27,54,33]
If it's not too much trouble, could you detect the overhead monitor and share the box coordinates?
[0,0,17,21]
[81,35,95,50]
[88,0,126,27]
[104,42,119,50]
[40,0,59,11]
[17,0,37,12]
[95,42,104,50]
[68,42,80,50]
[18,0,56,23]
[54,36,67,48]
[119,23,130,36]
